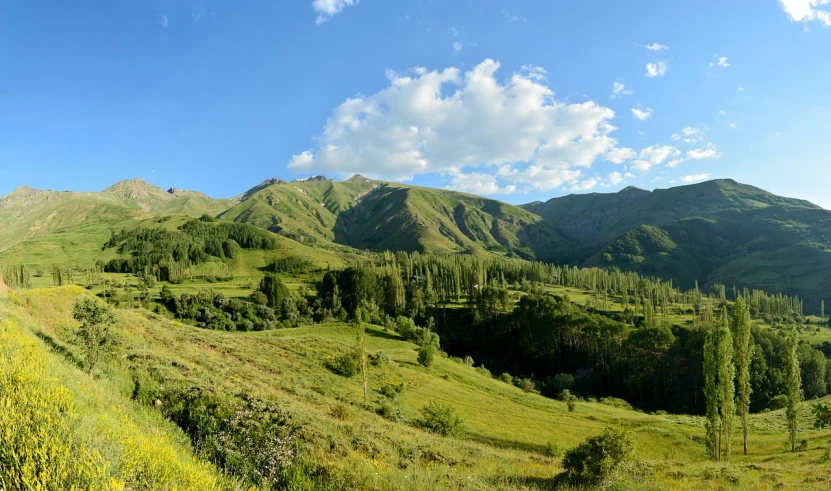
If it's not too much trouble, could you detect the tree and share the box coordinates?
[731,297,753,455]
[812,402,831,429]
[785,326,803,452]
[72,297,116,375]
[417,342,436,367]
[716,309,735,459]
[259,273,289,311]
[559,426,635,487]
[703,327,721,461]
[355,311,368,404]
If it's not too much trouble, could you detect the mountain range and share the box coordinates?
[2,175,830,308]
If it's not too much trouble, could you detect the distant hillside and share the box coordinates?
[526,179,831,308]
[0,179,233,253]
[221,177,575,261]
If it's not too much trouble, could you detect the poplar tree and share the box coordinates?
[703,326,721,461]
[717,308,735,459]
[355,310,368,404]
[785,326,803,452]
[731,297,753,455]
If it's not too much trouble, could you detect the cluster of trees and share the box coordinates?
[102,218,278,282]
[158,275,313,331]
[0,265,31,288]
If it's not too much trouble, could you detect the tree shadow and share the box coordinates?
[365,328,402,342]
[33,330,84,370]
[464,431,548,454]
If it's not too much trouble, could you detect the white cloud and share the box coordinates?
[631,145,681,171]
[160,14,169,28]
[644,43,669,51]
[611,82,632,98]
[570,178,599,192]
[290,59,632,192]
[194,9,206,23]
[673,173,711,184]
[631,108,653,120]
[738,86,745,92]
[645,62,668,78]
[681,126,704,143]
[453,41,463,54]
[607,171,634,186]
[605,147,637,164]
[501,10,527,23]
[779,0,831,26]
[729,122,737,129]
[718,110,727,116]
[709,56,731,68]
[313,0,358,24]
[447,171,517,195]
[686,143,721,160]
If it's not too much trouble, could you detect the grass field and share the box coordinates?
[4,286,831,489]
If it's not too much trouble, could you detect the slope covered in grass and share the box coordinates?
[0,288,228,490]
[9,286,831,489]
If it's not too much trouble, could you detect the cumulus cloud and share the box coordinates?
[607,171,634,186]
[447,172,517,195]
[631,145,681,171]
[290,59,632,192]
[645,62,668,77]
[631,108,653,120]
[709,56,731,68]
[611,82,632,98]
[779,0,831,26]
[643,43,669,51]
[673,173,712,184]
[313,0,358,24]
[605,147,637,164]
[686,142,721,160]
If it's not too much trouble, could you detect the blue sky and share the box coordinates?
[1,0,830,207]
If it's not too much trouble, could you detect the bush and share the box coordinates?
[544,441,562,458]
[550,373,575,393]
[474,365,492,378]
[516,378,536,393]
[328,352,360,377]
[417,343,436,367]
[368,351,391,367]
[768,394,789,410]
[419,402,465,437]
[797,439,809,452]
[600,397,633,410]
[558,426,635,486]
[567,399,577,412]
[376,400,403,422]
[498,372,514,384]
[557,389,573,402]
[463,355,475,367]
[329,402,352,421]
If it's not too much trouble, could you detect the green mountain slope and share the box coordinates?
[0,179,233,254]
[222,176,575,261]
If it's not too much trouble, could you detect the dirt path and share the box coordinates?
[0,276,9,297]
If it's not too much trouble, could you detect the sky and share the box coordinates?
[1,0,831,207]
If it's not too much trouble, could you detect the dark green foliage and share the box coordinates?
[328,352,360,377]
[162,289,280,331]
[812,402,831,429]
[72,297,116,375]
[417,343,436,367]
[558,426,635,487]
[768,395,789,410]
[419,402,464,437]
[103,218,277,281]
[259,274,289,310]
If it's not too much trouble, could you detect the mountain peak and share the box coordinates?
[293,175,330,183]
[347,174,371,183]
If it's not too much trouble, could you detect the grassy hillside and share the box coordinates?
[0,179,233,255]
[0,289,229,489]
[222,177,574,261]
[6,286,831,489]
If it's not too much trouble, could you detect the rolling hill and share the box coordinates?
[220,176,575,261]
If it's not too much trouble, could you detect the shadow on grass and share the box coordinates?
[366,329,402,342]
[33,330,84,370]
[465,431,549,454]
[498,475,561,490]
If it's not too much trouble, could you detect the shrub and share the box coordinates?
[378,382,404,400]
[498,372,514,384]
[517,378,536,393]
[329,402,352,421]
[475,365,492,378]
[419,402,465,437]
[600,397,633,410]
[544,441,562,458]
[328,352,360,377]
[557,389,573,402]
[768,394,789,410]
[551,373,575,393]
[567,399,577,412]
[463,355,475,367]
[376,400,403,422]
[558,426,635,486]
[797,439,809,452]
[368,351,391,367]
[417,343,436,367]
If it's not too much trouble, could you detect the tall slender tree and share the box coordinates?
[717,308,735,459]
[703,326,721,461]
[731,298,753,455]
[355,310,368,404]
[785,326,803,452]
